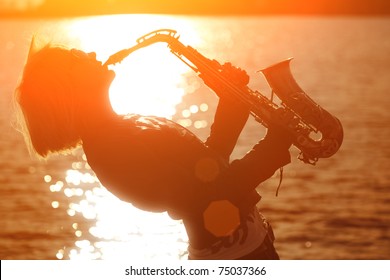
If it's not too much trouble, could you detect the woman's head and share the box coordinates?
[15,41,115,158]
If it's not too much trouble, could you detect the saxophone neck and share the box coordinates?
[104,29,179,66]
[103,44,144,66]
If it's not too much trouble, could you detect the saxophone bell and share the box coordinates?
[260,58,343,164]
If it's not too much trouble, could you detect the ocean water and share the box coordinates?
[0,15,389,260]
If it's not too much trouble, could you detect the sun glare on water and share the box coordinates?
[51,14,204,260]
[108,44,187,117]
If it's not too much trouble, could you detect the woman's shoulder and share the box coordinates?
[122,114,181,130]
[120,114,198,140]
[83,114,197,150]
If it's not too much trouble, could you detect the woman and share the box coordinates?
[15,40,292,259]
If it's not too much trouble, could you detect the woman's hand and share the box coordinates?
[264,122,294,151]
[200,62,250,100]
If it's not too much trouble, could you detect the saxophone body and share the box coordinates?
[105,29,343,164]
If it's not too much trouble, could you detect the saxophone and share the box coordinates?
[104,29,343,164]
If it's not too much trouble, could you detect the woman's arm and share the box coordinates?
[203,62,251,161]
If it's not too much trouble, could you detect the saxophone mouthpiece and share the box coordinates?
[104,49,130,66]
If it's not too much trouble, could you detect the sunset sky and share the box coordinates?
[1,0,389,17]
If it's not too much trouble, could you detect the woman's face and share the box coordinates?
[63,48,117,116]
[69,48,116,93]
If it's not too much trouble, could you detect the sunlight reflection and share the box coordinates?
[56,163,188,260]
[108,45,187,116]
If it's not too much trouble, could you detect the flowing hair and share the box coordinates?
[14,40,82,158]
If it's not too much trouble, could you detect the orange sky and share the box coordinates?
[1,0,390,17]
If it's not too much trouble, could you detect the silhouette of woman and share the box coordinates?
[15,41,292,259]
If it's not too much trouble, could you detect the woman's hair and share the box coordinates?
[14,41,82,158]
